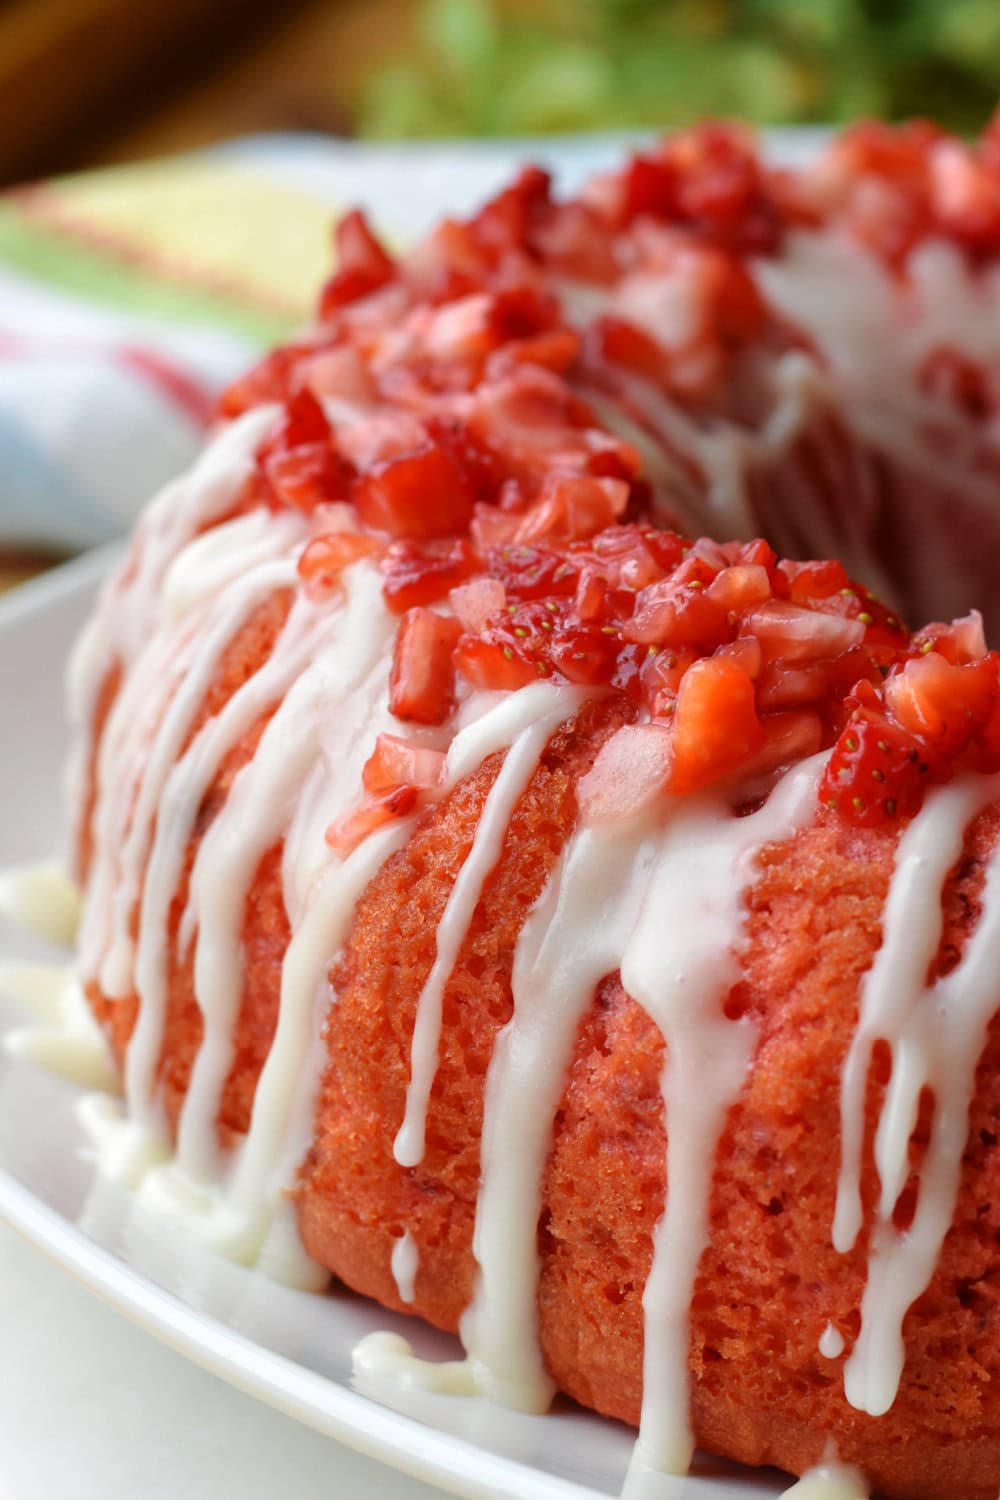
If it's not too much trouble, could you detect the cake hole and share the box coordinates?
[956,1278,985,1311]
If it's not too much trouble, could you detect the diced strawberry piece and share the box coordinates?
[782,558,852,604]
[739,710,823,783]
[885,652,995,756]
[218,341,312,418]
[488,286,560,343]
[381,538,480,612]
[362,733,445,795]
[820,693,928,828]
[668,655,763,795]
[455,635,540,692]
[264,442,354,512]
[706,564,772,614]
[488,543,579,601]
[450,577,507,633]
[259,390,355,512]
[715,636,763,677]
[577,723,671,824]
[298,531,380,594]
[514,474,629,545]
[486,329,581,379]
[470,505,523,551]
[355,442,478,540]
[470,165,551,257]
[548,623,622,686]
[530,198,618,282]
[621,155,677,223]
[469,366,594,466]
[740,600,865,663]
[389,610,463,724]
[574,566,608,622]
[910,610,988,666]
[425,415,505,506]
[626,555,729,651]
[919,347,997,422]
[302,344,376,405]
[326,785,418,855]
[929,139,1000,249]
[319,210,395,318]
[639,645,700,716]
[586,316,671,384]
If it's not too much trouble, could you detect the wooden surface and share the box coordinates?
[0,0,416,584]
[0,0,416,186]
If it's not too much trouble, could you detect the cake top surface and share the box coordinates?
[204,117,1000,849]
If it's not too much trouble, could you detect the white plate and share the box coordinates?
[0,553,788,1500]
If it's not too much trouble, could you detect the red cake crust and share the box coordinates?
[83,600,1000,1497]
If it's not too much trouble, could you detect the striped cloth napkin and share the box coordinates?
[0,132,641,577]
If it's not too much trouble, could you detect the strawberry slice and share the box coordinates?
[389,609,463,724]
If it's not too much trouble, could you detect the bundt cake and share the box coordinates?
[64,117,1000,1500]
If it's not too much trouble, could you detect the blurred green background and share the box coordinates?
[359,0,1000,138]
[6,0,998,191]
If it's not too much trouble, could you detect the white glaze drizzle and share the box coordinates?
[123,586,333,1135]
[394,686,586,1170]
[621,756,825,1489]
[819,1323,845,1360]
[65,407,279,880]
[0,962,117,1091]
[352,1331,477,1395]
[781,1463,869,1500]
[833,771,1000,1416]
[0,861,81,948]
[175,560,396,1182]
[391,1230,419,1304]
[98,519,306,1001]
[461,815,661,1411]
[757,231,1000,500]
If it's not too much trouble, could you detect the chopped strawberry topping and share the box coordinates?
[258,390,354,512]
[326,785,418,855]
[355,442,479,540]
[210,114,1000,850]
[389,609,463,724]
[298,531,380,595]
[319,209,395,317]
[362,733,445,795]
[669,655,763,796]
[381,538,480,612]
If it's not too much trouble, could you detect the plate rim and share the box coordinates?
[0,1164,605,1500]
[0,547,610,1500]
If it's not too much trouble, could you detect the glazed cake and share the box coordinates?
[65,118,1000,1500]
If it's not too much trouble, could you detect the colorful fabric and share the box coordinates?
[0,132,646,556]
